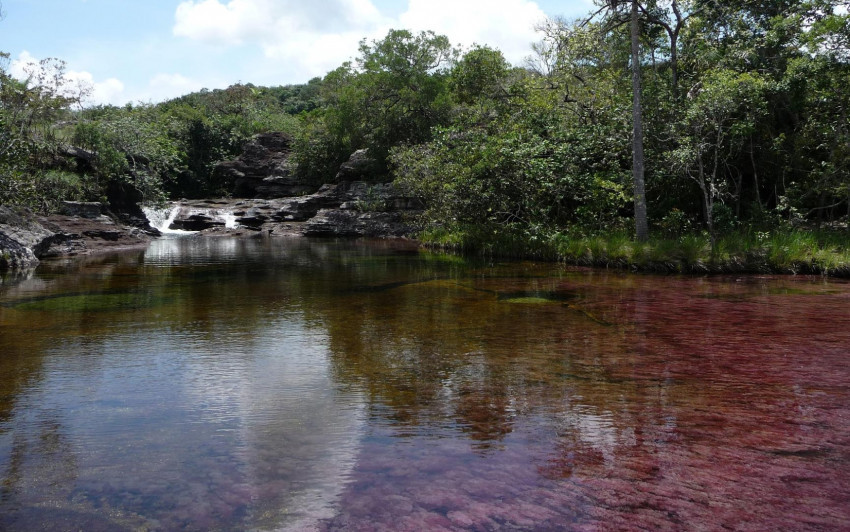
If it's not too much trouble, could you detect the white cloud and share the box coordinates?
[68,72,125,106]
[173,0,393,80]
[173,0,271,45]
[10,51,127,106]
[9,50,37,79]
[145,73,207,102]
[172,0,549,83]
[399,0,547,63]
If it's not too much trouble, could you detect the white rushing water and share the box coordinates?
[142,205,197,235]
[143,204,240,234]
[221,212,238,229]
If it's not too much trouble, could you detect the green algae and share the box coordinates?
[13,292,166,312]
[501,296,561,304]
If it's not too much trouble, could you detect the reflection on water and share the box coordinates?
[1,237,849,530]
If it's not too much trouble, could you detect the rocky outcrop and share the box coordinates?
[0,204,154,273]
[164,180,421,238]
[303,210,413,237]
[0,207,56,272]
[105,181,154,229]
[213,132,320,199]
[302,181,420,237]
[335,149,381,182]
[59,201,105,218]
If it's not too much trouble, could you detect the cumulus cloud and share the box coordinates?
[145,73,207,102]
[173,0,391,78]
[399,0,547,63]
[10,51,127,106]
[172,0,549,81]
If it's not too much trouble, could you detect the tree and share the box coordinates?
[629,1,650,241]
[450,45,511,105]
[671,70,767,240]
[585,1,652,240]
[295,29,456,181]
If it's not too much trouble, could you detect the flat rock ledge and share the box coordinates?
[0,203,154,275]
[2,180,421,275]
[170,181,421,239]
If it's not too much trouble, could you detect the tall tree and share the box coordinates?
[591,0,650,240]
[629,0,650,241]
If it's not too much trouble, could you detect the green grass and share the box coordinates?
[418,226,850,277]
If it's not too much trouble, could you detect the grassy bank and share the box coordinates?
[419,227,850,277]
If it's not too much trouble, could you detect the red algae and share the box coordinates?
[0,239,848,530]
[318,273,850,531]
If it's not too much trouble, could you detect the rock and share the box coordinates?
[303,209,415,238]
[105,181,152,230]
[1,204,155,270]
[37,214,152,257]
[235,207,268,228]
[213,132,320,199]
[271,184,345,222]
[170,212,226,232]
[339,181,422,212]
[159,179,421,238]
[335,149,380,182]
[60,201,104,218]
[0,206,58,271]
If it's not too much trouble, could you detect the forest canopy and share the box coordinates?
[1,0,848,246]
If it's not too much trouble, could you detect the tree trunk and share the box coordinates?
[670,32,679,100]
[631,1,649,241]
[698,154,714,246]
[750,140,761,209]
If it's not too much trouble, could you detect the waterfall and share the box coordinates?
[142,204,239,234]
[221,213,238,229]
[142,205,196,235]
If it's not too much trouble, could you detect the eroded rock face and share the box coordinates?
[303,209,413,238]
[335,149,381,182]
[0,205,155,272]
[214,133,320,199]
[163,181,420,238]
[302,181,420,237]
[60,201,104,219]
[0,207,58,271]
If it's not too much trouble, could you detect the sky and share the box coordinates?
[1,0,594,106]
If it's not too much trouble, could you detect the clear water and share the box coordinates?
[1,237,848,531]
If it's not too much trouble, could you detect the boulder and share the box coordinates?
[303,209,414,238]
[271,184,345,222]
[0,207,58,271]
[339,181,422,212]
[105,181,152,230]
[335,149,380,182]
[169,211,226,232]
[214,132,319,198]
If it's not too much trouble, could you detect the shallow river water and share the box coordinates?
[0,237,848,531]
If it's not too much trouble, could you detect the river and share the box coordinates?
[1,237,848,530]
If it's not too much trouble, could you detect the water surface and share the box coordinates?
[1,237,848,530]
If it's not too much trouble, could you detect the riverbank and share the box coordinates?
[0,204,154,275]
[5,201,849,280]
[420,227,850,278]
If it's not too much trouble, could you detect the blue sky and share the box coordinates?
[1,0,594,106]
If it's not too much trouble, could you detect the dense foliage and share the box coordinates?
[391,0,850,243]
[1,1,848,252]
